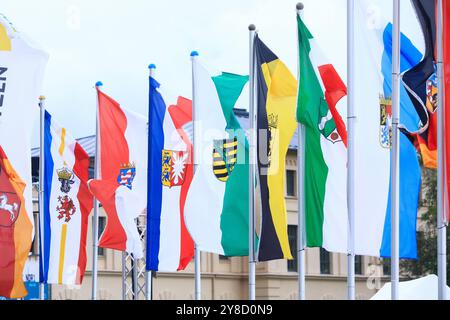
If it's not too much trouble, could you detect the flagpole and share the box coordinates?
[391,0,401,301]
[346,0,356,301]
[38,95,46,301]
[436,0,448,301]
[145,63,156,301]
[295,3,306,301]
[248,23,257,301]
[190,51,202,301]
[92,81,103,300]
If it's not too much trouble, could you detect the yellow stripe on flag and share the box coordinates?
[58,128,66,156]
[0,24,11,51]
[58,223,68,284]
[264,59,297,260]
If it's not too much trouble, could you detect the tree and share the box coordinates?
[400,167,450,284]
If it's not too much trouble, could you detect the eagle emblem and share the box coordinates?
[212,137,238,182]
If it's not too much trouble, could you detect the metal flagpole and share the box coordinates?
[391,0,401,301]
[248,24,257,301]
[145,63,156,301]
[38,95,46,300]
[295,3,306,301]
[190,51,202,301]
[436,0,448,301]
[346,0,356,301]
[92,81,103,300]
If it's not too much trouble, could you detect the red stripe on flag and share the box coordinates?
[168,97,195,271]
[0,228,15,298]
[73,142,93,284]
[318,64,348,147]
[90,89,130,252]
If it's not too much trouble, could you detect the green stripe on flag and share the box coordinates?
[213,73,250,256]
[297,15,329,247]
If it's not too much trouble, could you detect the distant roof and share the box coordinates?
[31,108,298,157]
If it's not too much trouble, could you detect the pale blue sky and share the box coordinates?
[1,0,423,145]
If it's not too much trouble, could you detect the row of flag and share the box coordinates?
[0,0,449,299]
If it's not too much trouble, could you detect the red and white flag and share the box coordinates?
[88,89,147,258]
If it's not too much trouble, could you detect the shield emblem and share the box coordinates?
[117,163,136,190]
[213,138,238,182]
[379,95,392,149]
[426,73,438,114]
[161,150,188,188]
[0,166,20,227]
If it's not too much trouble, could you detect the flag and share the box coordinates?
[444,0,450,223]
[0,146,33,298]
[296,16,348,253]
[88,89,147,259]
[146,76,194,271]
[39,111,93,285]
[402,0,438,169]
[255,35,297,261]
[354,0,422,258]
[0,14,48,241]
[184,59,250,256]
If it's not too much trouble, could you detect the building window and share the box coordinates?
[219,255,229,261]
[31,210,39,256]
[287,225,298,272]
[382,258,391,276]
[355,255,363,275]
[98,217,106,256]
[89,157,95,179]
[320,248,331,275]
[286,170,296,197]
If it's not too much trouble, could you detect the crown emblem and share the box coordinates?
[120,162,136,170]
[57,167,75,194]
[379,94,392,106]
[57,167,74,181]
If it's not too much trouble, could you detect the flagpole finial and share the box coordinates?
[148,64,156,70]
[95,81,103,87]
[296,3,304,11]
[190,51,199,57]
[39,95,46,101]
[248,24,256,31]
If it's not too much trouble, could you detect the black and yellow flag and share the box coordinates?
[255,35,297,262]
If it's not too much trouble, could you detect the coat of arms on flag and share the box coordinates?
[0,166,20,227]
[117,162,136,190]
[379,95,393,149]
[318,109,342,144]
[212,137,238,182]
[426,73,438,114]
[57,167,75,193]
[0,192,20,227]
[161,150,188,188]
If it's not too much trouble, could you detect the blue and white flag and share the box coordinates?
[354,0,422,259]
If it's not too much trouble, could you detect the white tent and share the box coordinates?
[371,275,450,300]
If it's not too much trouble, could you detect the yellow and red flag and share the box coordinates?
[0,146,33,299]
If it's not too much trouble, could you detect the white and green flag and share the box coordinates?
[184,59,250,256]
[297,16,348,253]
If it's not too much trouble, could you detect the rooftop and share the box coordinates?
[31,108,298,157]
